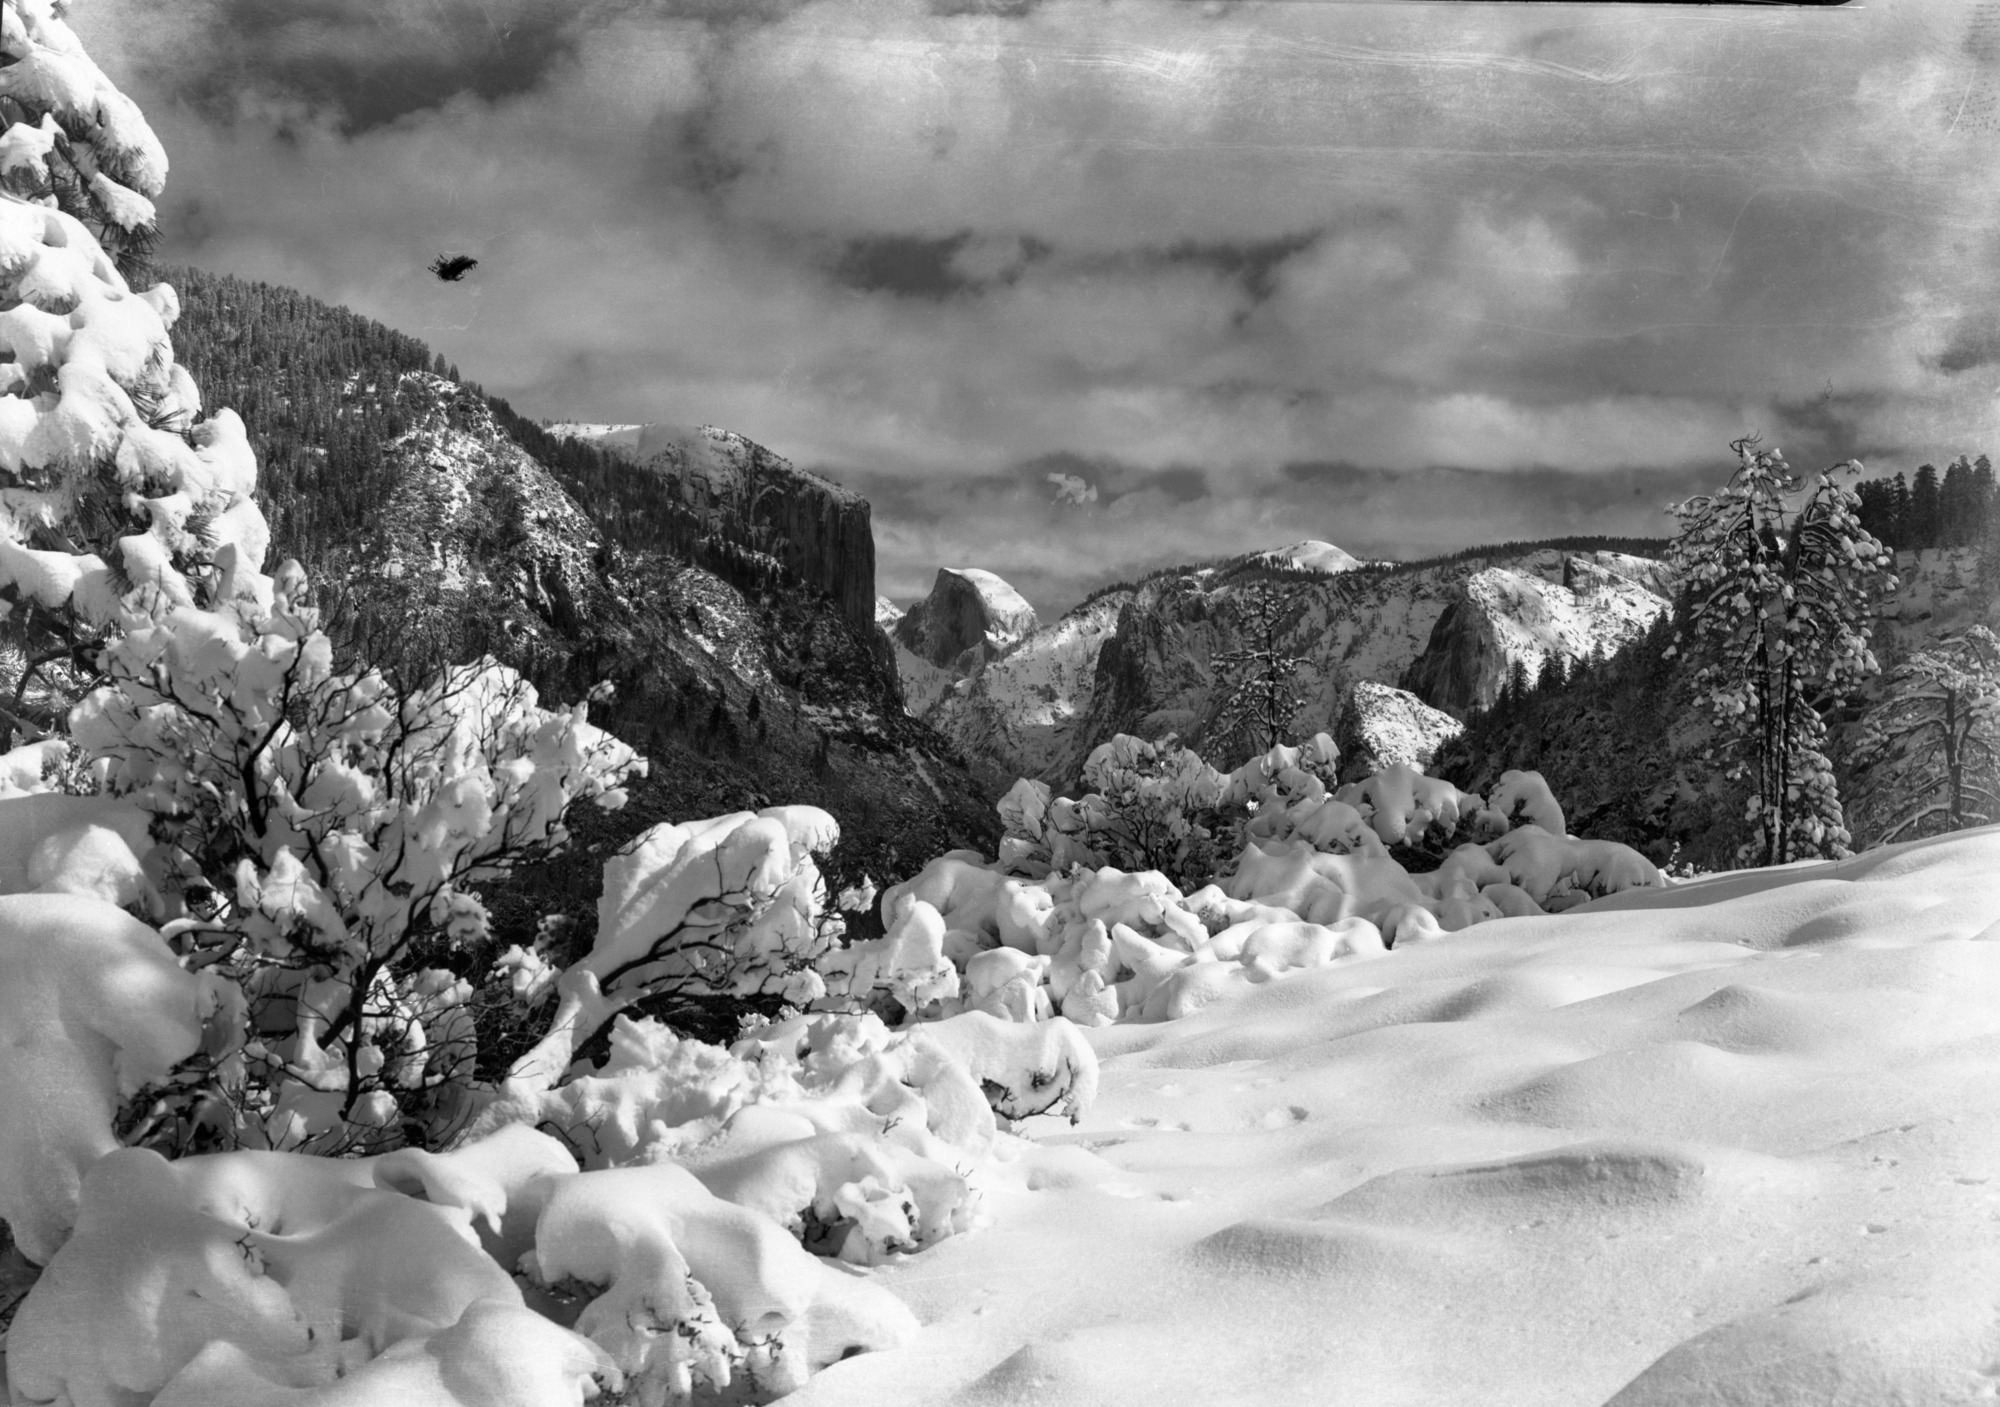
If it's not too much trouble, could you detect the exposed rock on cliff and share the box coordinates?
[893,567,1039,671]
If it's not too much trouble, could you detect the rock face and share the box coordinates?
[897,542,1675,788]
[1400,558,1673,715]
[893,568,1039,671]
[1338,681,1464,779]
[554,423,878,637]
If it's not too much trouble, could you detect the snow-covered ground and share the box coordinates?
[780,826,2000,1407]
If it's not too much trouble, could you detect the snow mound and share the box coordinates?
[0,893,202,1263]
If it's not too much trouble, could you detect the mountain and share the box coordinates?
[548,422,878,638]
[166,270,999,987]
[902,538,1676,787]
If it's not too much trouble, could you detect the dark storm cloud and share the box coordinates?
[1767,390,1901,468]
[832,233,977,298]
[141,0,587,131]
[1932,321,2000,375]
[126,0,811,133]
[1153,235,1320,305]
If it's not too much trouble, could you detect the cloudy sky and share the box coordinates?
[69,0,2000,614]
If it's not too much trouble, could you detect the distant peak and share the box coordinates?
[1259,540,1361,575]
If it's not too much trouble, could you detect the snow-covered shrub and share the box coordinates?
[7,1134,616,1407]
[998,734,1233,886]
[898,736,1666,1029]
[75,610,643,1154]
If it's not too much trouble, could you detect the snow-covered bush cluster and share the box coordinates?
[924,731,1663,1027]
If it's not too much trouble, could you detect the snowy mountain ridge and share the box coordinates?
[896,543,1676,786]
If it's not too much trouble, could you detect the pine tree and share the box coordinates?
[1208,581,1306,763]
[1910,463,1942,551]
[1891,471,1911,552]
[1668,436,1896,867]
[1853,627,2000,843]
[1941,457,1975,548]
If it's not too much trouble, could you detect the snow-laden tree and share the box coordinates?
[0,0,164,282]
[1852,626,2000,844]
[1208,580,1305,762]
[1668,437,1895,867]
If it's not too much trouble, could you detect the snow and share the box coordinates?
[0,893,202,1264]
[755,825,2000,1406]
[1257,539,1362,575]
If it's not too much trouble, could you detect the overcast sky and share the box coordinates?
[70,0,2000,615]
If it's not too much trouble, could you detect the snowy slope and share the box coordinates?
[779,825,2000,1407]
[1342,679,1464,774]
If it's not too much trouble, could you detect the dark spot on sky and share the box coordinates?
[1931,321,2000,375]
[1129,466,1209,503]
[1157,232,1319,303]
[833,232,976,299]
[646,103,752,195]
[928,0,1043,14]
[1282,459,1368,488]
[1769,389,1895,469]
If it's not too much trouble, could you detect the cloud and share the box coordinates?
[63,0,2000,617]
[1047,471,1098,507]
